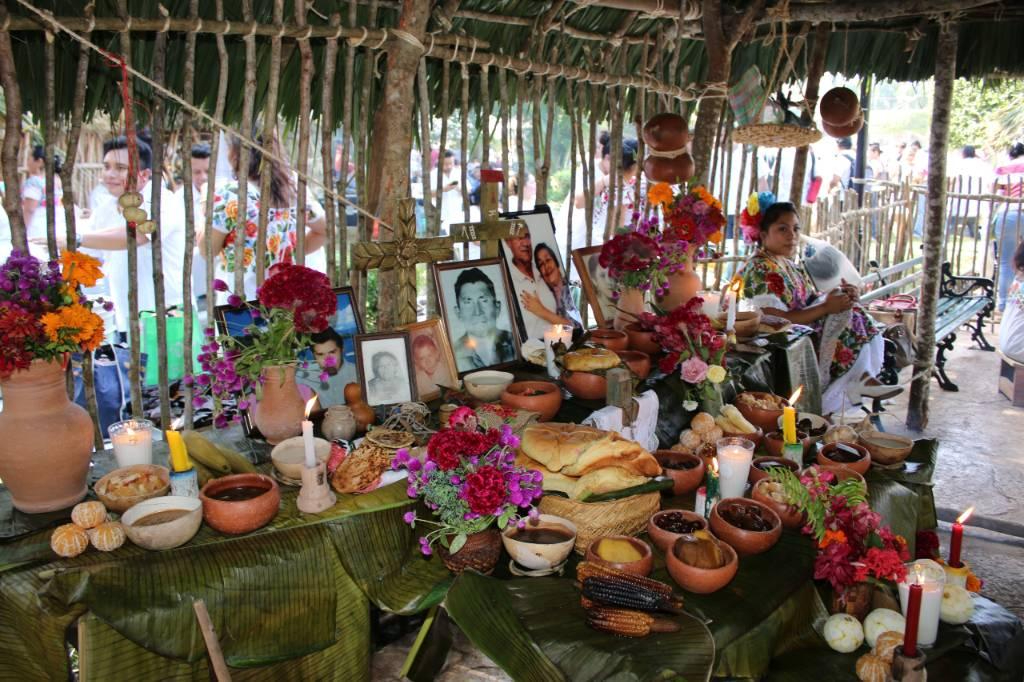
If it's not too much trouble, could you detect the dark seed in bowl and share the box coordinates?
[655,511,704,534]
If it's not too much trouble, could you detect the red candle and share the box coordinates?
[904,583,923,658]
[949,506,974,568]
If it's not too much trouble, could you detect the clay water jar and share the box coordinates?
[624,323,661,355]
[0,359,94,513]
[709,497,782,557]
[200,473,280,535]
[587,329,629,352]
[617,350,652,380]
[253,365,305,445]
[818,442,871,476]
[501,381,563,422]
[654,450,705,496]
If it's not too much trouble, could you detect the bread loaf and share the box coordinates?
[520,423,661,477]
[563,348,620,372]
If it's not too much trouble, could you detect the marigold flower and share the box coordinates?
[819,529,848,549]
[60,251,104,289]
[647,182,675,209]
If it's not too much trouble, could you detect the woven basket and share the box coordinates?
[732,123,822,148]
[539,492,661,555]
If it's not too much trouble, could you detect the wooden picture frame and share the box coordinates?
[432,257,522,376]
[397,318,459,402]
[354,331,418,407]
[572,245,616,328]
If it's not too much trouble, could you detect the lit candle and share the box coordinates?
[165,430,190,472]
[949,506,974,568]
[782,386,803,445]
[703,459,720,518]
[303,395,318,469]
[716,437,754,499]
[903,582,922,658]
[544,324,573,379]
[109,418,154,467]
[725,280,741,332]
[898,560,945,647]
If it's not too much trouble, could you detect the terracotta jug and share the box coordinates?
[655,267,702,312]
[253,365,305,445]
[0,359,94,513]
[613,288,647,331]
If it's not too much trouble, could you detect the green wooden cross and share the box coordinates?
[448,169,527,258]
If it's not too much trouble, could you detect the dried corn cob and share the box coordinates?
[576,561,677,598]
[582,577,683,614]
[585,606,680,638]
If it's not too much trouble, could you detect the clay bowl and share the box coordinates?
[734,392,787,433]
[501,381,563,422]
[713,310,763,338]
[751,479,806,530]
[587,329,630,352]
[709,497,782,557]
[270,436,331,480]
[625,323,661,355]
[654,450,705,495]
[463,370,515,402]
[617,350,652,380]
[501,514,577,571]
[561,370,607,401]
[721,426,764,450]
[818,442,871,476]
[858,432,914,467]
[763,430,813,460]
[94,464,171,513]
[665,534,739,594]
[585,535,654,576]
[121,495,203,550]
[748,456,800,485]
[200,473,280,535]
[804,464,867,489]
[777,412,831,445]
[647,509,708,554]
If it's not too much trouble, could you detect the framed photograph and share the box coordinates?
[398,318,459,402]
[295,287,364,408]
[499,205,583,341]
[355,331,417,407]
[432,257,521,375]
[214,301,264,340]
[572,245,617,328]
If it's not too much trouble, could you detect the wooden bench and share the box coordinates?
[998,351,1024,407]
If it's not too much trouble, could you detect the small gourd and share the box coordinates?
[855,652,890,682]
[864,608,905,647]
[872,630,903,664]
[71,500,108,529]
[941,584,975,624]
[824,613,864,653]
[88,521,126,552]
[51,523,89,558]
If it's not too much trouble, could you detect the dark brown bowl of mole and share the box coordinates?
[200,473,281,535]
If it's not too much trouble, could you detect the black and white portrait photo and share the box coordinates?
[433,258,520,375]
[355,331,417,407]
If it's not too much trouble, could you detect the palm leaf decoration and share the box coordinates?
[769,467,867,542]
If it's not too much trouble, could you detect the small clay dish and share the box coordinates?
[463,370,515,402]
[818,442,871,476]
[709,497,782,557]
[665,534,738,594]
[587,329,629,352]
[654,450,705,495]
[858,432,913,466]
[500,381,563,422]
[805,463,867,489]
[94,464,171,513]
[617,350,652,380]
[121,495,203,550]
[721,426,764,450]
[647,509,708,554]
[561,370,607,401]
[748,456,800,484]
[763,430,812,459]
[585,535,653,576]
[713,310,763,338]
[270,436,331,480]
[751,479,805,530]
[200,473,280,535]
[625,323,661,355]
[734,392,787,433]
[501,514,577,571]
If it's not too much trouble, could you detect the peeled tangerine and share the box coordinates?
[872,630,904,664]
[824,613,865,653]
[51,523,89,558]
[70,500,108,529]
[941,584,975,624]
[863,607,905,647]
[677,530,726,569]
[855,652,890,682]
[88,521,126,552]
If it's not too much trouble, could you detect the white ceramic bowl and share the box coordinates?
[121,495,203,550]
[501,514,577,570]
[776,412,831,443]
[270,436,332,479]
[463,370,515,402]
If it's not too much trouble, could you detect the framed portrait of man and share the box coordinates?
[572,245,617,328]
[398,318,459,402]
[295,287,363,408]
[433,258,521,375]
[355,331,417,407]
[499,205,583,341]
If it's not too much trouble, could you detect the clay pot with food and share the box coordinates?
[709,497,782,557]
[587,329,629,352]
[751,479,806,530]
[818,442,871,476]
[625,323,661,355]
[585,536,654,576]
[500,381,563,422]
[647,509,707,553]
[763,430,813,460]
[200,473,281,535]
[748,456,800,485]
[665,531,738,594]
[734,392,787,433]
[654,450,705,495]
[617,350,652,380]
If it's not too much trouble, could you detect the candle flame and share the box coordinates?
[788,386,803,405]
[729,278,742,295]
[467,337,477,350]
[711,457,719,475]
[305,395,318,418]
[956,506,975,525]
[914,564,925,584]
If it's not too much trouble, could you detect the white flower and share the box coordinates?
[682,400,698,412]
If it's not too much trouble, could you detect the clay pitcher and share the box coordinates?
[613,287,647,331]
[0,358,94,513]
[655,267,702,312]
[253,365,305,445]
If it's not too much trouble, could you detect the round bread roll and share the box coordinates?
[563,347,620,372]
[705,426,724,444]
[678,429,701,450]
[690,413,715,435]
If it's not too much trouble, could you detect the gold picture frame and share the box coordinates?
[397,318,459,402]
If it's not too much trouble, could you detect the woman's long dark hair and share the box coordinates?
[760,201,799,236]
[533,242,564,288]
[228,129,296,207]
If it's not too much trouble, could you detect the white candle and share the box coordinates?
[544,324,573,379]
[726,287,737,332]
[303,396,318,469]
[898,560,946,647]
[109,419,154,467]
[716,437,754,499]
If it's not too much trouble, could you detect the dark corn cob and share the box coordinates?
[576,561,678,598]
[586,606,680,638]
[581,595,597,609]
[582,577,683,614]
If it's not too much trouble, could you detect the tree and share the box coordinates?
[949,78,1024,154]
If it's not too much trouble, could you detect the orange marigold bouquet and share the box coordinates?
[0,250,106,377]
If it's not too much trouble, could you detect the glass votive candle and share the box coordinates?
[716,436,755,499]
[698,290,722,317]
[108,418,155,467]
[898,559,946,647]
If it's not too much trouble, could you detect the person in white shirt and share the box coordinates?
[502,231,558,341]
[948,146,994,238]
[999,240,1024,363]
[185,143,211,300]
[429,150,462,234]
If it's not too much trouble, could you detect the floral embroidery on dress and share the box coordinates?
[211,181,299,277]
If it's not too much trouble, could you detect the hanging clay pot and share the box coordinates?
[643,153,695,185]
[253,365,305,445]
[613,287,647,332]
[0,359,94,513]
[823,112,864,139]
[819,87,861,127]
[642,113,690,152]
[655,268,702,312]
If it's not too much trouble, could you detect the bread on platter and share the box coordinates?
[562,348,620,372]
[514,451,648,500]
[520,422,660,477]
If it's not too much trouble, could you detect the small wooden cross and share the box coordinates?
[350,198,454,326]
[448,169,527,258]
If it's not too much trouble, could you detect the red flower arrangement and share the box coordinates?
[426,428,499,471]
[256,264,336,332]
[643,298,729,405]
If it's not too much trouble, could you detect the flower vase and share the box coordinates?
[655,267,702,312]
[253,365,305,445]
[613,288,647,331]
[437,529,503,575]
[830,582,874,621]
[0,359,94,513]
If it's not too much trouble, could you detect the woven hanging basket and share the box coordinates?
[732,123,822,148]
[539,491,661,555]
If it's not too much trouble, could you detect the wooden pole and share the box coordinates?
[257,0,285,287]
[338,0,358,286]
[791,23,829,205]
[180,0,198,429]
[352,0,380,310]
[321,12,341,285]
[192,600,232,681]
[43,33,57,260]
[293,0,314,266]
[417,59,439,314]
[234,1,258,296]
[203,0,229,325]
[907,22,958,432]
[498,67,510,212]
[0,6,25,252]
[515,73,527,212]
[435,59,450,240]
[149,30,171,428]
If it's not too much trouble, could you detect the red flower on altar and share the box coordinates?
[599,232,662,274]
[915,530,941,560]
[853,547,908,585]
[426,428,500,471]
[465,465,506,515]
[766,272,786,297]
[256,264,336,333]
